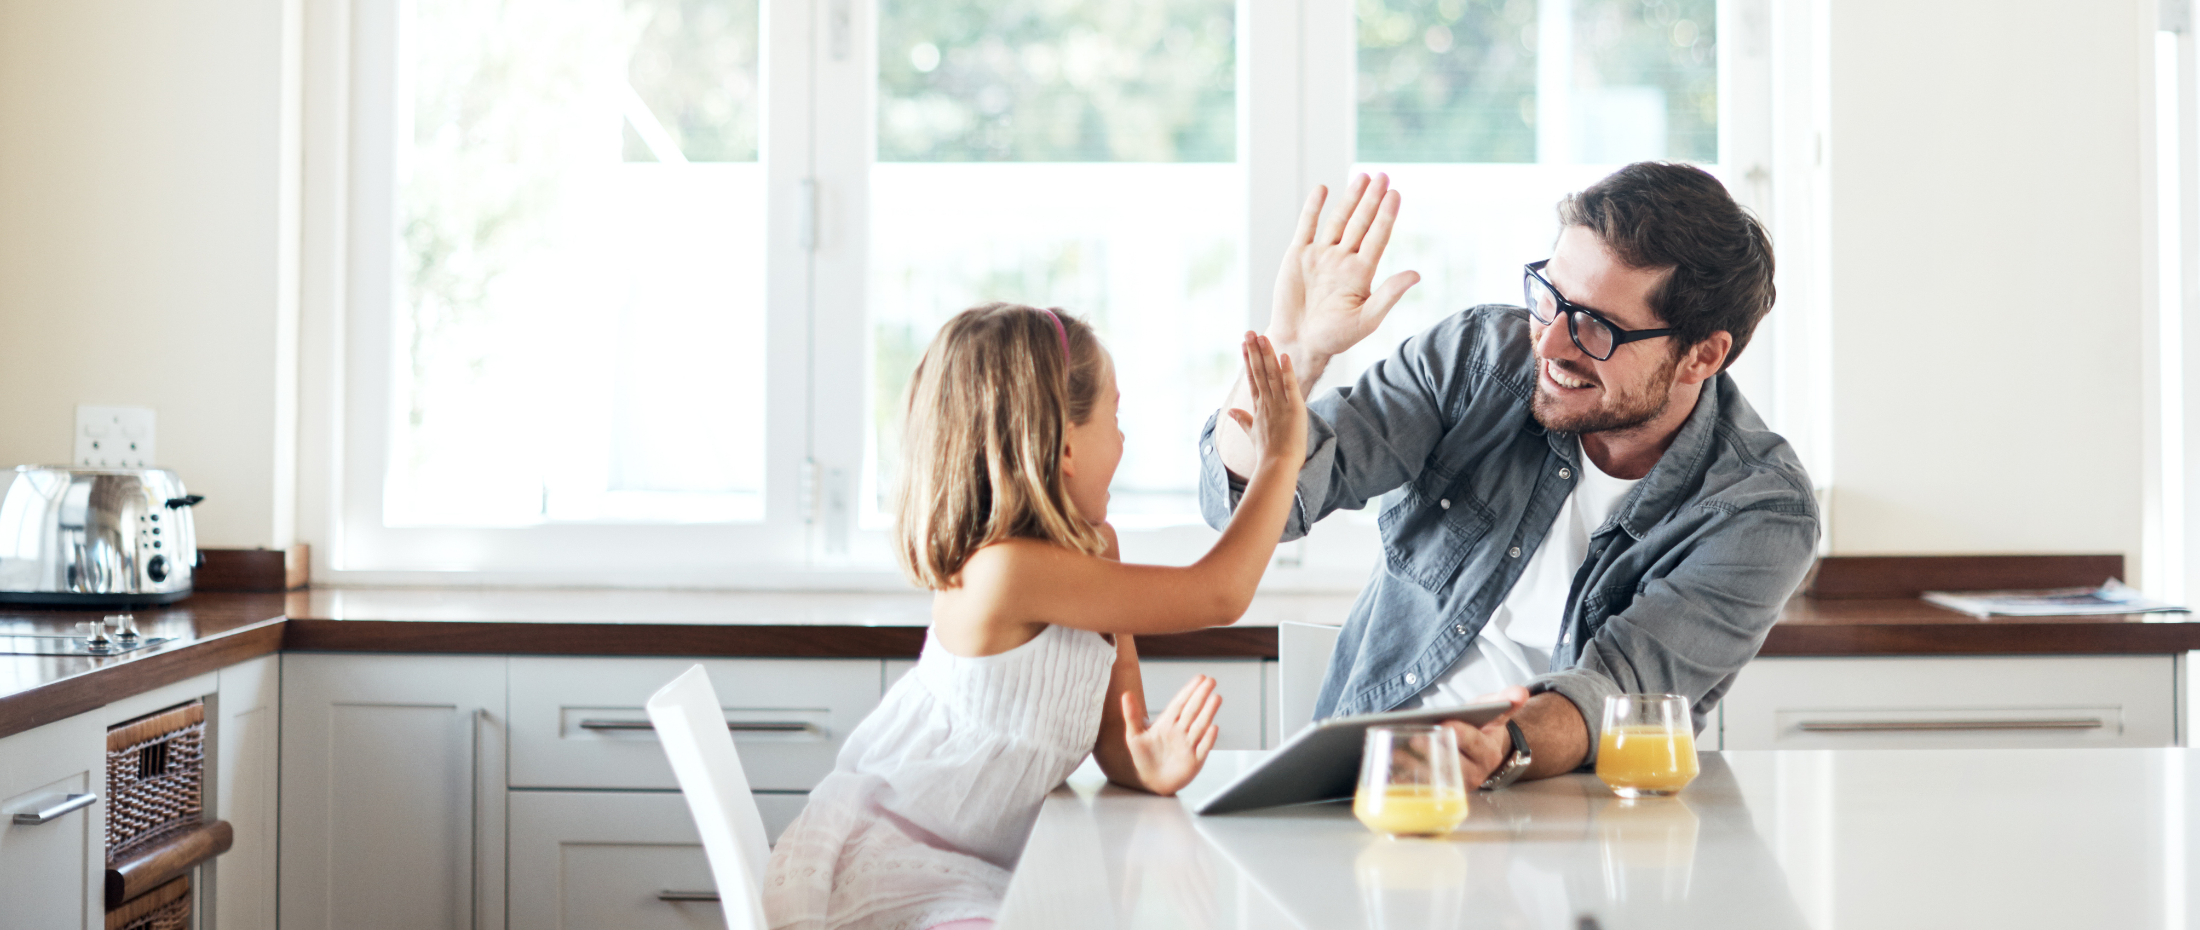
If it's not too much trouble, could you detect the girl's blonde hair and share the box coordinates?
[895,302,1108,589]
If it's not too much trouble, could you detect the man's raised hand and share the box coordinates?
[1267,173,1421,366]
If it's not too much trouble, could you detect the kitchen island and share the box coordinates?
[1005,747,2194,929]
[2,553,2197,930]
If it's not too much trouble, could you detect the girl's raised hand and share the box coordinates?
[1121,675,1222,797]
[1225,332,1307,468]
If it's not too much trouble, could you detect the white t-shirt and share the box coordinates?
[1407,439,1641,709]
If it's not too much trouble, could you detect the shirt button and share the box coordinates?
[1404,672,1419,685]
[1454,624,1468,635]
[1203,444,1214,455]
[1438,499,1451,510]
[1508,546,1522,558]
[1559,467,1573,479]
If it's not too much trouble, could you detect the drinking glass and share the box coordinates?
[1354,725,1469,836]
[1595,694,1700,798]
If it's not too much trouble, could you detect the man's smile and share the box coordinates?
[1542,358,1599,391]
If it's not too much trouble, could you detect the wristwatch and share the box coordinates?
[1479,720,1532,790]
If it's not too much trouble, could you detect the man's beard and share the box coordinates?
[1529,354,1681,435]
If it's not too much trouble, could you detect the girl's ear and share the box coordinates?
[1060,437,1077,478]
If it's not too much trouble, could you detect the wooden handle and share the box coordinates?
[106,820,233,909]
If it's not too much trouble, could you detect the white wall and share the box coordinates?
[0,0,298,549]
[1825,0,2151,562]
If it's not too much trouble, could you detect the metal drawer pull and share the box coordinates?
[657,890,721,903]
[578,719,817,734]
[1798,718,2106,733]
[13,792,98,825]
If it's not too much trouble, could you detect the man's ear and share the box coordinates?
[1676,332,1733,386]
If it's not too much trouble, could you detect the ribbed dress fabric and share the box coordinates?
[764,623,1116,930]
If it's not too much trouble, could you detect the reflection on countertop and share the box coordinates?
[1007,748,2194,929]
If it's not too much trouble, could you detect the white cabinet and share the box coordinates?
[0,668,250,930]
[508,791,723,930]
[0,713,104,930]
[508,657,882,791]
[1721,655,2177,750]
[279,653,508,930]
[208,654,281,930]
[1138,659,1266,751]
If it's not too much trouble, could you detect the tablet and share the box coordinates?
[1193,701,1512,815]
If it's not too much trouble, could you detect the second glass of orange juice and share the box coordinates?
[1595,694,1700,798]
[1354,725,1469,836]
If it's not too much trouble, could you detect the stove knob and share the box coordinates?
[147,554,169,583]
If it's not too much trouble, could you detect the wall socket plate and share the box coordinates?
[76,406,155,467]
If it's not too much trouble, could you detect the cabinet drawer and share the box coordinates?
[509,791,723,930]
[1721,655,2175,750]
[0,714,103,930]
[510,658,882,791]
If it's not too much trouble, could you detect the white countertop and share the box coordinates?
[1003,748,2198,929]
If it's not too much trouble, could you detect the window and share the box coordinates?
[864,0,1242,529]
[308,0,1772,583]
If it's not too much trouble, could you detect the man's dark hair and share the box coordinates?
[1557,162,1774,371]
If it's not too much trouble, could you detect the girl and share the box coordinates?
[763,303,1306,930]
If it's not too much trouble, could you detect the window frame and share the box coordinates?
[298,0,1785,588]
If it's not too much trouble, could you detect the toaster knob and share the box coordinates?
[147,554,169,583]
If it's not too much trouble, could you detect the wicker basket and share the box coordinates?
[105,702,205,862]
[105,875,189,930]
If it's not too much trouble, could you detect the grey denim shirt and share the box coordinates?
[1198,306,1819,760]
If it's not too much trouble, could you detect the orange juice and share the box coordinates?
[1353,784,1469,835]
[1595,725,1699,796]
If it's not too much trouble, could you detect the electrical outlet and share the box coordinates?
[76,406,155,468]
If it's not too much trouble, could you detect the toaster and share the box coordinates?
[0,466,202,606]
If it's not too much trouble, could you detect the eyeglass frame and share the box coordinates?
[1522,260,1677,361]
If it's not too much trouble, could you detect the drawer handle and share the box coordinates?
[657,890,721,903]
[578,719,819,735]
[13,792,98,825]
[1796,718,2106,733]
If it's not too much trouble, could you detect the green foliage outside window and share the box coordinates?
[1358,0,1540,163]
[878,0,1237,162]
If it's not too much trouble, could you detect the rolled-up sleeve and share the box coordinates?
[1529,505,1819,764]
[1198,312,1484,539]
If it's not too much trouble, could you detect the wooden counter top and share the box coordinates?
[0,592,289,740]
[4,553,2195,741]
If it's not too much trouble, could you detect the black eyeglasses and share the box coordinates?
[1522,260,1675,361]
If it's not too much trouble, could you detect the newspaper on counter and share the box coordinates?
[1920,579,2189,618]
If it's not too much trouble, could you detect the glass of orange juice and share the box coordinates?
[1353,725,1469,836]
[1595,694,1700,798]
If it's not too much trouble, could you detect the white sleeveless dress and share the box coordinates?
[764,623,1116,930]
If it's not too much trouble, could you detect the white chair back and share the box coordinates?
[646,665,772,930]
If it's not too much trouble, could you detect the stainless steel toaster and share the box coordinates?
[0,466,202,606]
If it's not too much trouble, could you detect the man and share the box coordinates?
[1201,163,1817,787]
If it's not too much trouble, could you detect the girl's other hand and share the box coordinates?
[1122,675,1222,796]
[1225,333,1307,468]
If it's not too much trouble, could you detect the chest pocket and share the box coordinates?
[1376,481,1495,592]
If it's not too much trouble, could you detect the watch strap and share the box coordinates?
[1479,719,1532,790]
